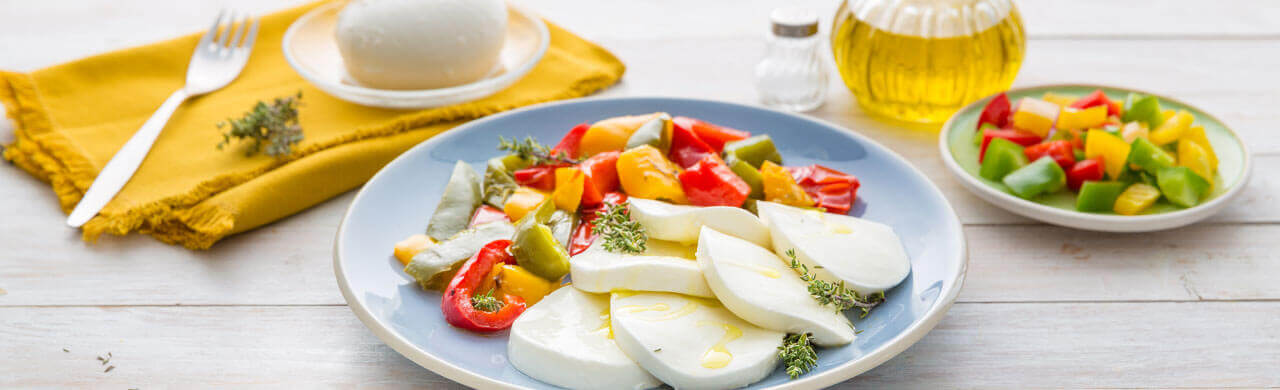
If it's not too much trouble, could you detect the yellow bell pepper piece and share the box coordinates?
[579,112,666,157]
[393,234,435,266]
[1057,105,1107,130]
[1181,125,1218,170]
[1011,97,1059,138]
[1114,183,1161,216]
[1178,139,1214,183]
[1084,129,1131,179]
[1161,109,1176,122]
[1149,110,1193,146]
[1041,92,1076,108]
[553,167,585,211]
[760,161,815,208]
[504,187,549,221]
[616,144,688,204]
[494,264,559,306]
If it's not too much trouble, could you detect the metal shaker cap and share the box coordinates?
[770,7,819,38]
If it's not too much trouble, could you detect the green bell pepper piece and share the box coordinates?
[1157,166,1211,208]
[482,156,525,208]
[1121,93,1164,129]
[1002,157,1067,199]
[726,157,765,199]
[510,200,571,280]
[1127,137,1176,175]
[979,137,1028,181]
[1073,149,1085,162]
[723,135,782,168]
[426,161,482,241]
[406,221,515,291]
[625,116,672,153]
[1075,181,1128,212]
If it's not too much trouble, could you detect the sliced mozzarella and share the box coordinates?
[508,288,661,390]
[609,292,783,390]
[696,227,855,347]
[570,238,714,297]
[755,201,911,293]
[628,198,771,248]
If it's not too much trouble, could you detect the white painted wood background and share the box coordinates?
[1,0,1278,388]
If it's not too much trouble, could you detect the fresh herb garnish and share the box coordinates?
[785,249,884,318]
[779,333,818,379]
[471,288,504,312]
[218,92,304,157]
[591,201,646,254]
[497,136,578,165]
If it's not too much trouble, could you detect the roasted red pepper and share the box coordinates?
[513,164,567,192]
[669,120,718,168]
[978,93,1012,130]
[578,151,620,207]
[979,128,1041,162]
[677,155,751,207]
[549,123,590,159]
[441,240,527,332]
[467,205,511,227]
[785,164,860,214]
[672,116,750,152]
[569,192,627,255]
[1069,89,1122,117]
[1023,140,1076,169]
[1066,158,1105,191]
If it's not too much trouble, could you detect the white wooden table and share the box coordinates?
[3,1,1278,388]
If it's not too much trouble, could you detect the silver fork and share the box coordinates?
[67,10,259,228]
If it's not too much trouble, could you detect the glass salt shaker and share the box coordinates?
[755,7,827,112]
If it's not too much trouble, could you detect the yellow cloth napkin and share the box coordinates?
[0,3,624,249]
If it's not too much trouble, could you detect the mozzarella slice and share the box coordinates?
[696,227,856,347]
[508,288,661,390]
[629,198,771,248]
[570,238,714,297]
[609,292,783,390]
[755,201,911,293]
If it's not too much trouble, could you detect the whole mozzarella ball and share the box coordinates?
[335,0,507,90]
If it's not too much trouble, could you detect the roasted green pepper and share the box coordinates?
[979,137,1028,181]
[426,161,482,241]
[1002,157,1066,199]
[1127,137,1175,175]
[482,155,527,208]
[1122,93,1164,129]
[405,220,515,290]
[510,200,571,280]
[722,135,782,168]
[1075,181,1128,212]
[624,115,673,153]
[726,157,765,199]
[1157,166,1210,208]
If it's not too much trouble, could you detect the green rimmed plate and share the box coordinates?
[939,84,1252,232]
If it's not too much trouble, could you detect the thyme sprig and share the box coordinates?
[785,249,885,318]
[217,92,304,157]
[779,333,818,379]
[591,201,646,254]
[497,136,578,166]
[471,288,504,312]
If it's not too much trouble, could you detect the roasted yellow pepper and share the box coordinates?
[760,161,815,208]
[553,167,585,211]
[616,145,688,204]
[393,234,435,266]
[503,186,549,222]
[579,112,667,157]
[494,264,559,306]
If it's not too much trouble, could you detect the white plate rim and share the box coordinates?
[334,96,969,389]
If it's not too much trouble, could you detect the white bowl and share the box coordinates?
[282,1,549,109]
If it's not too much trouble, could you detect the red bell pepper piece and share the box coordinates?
[979,128,1041,163]
[978,93,1012,130]
[569,192,628,255]
[578,151,620,207]
[1066,158,1105,191]
[513,164,567,192]
[467,205,510,227]
[1069,89,1122,117]
[441,240,526,332]
[1023,140,1076,169]
[669,120,718,168]
[549,123,590,159]
[672,116,750,152]
[785,164,860,214]
[677,155,751,207]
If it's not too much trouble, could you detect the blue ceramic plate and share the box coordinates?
[334,97,966,389]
